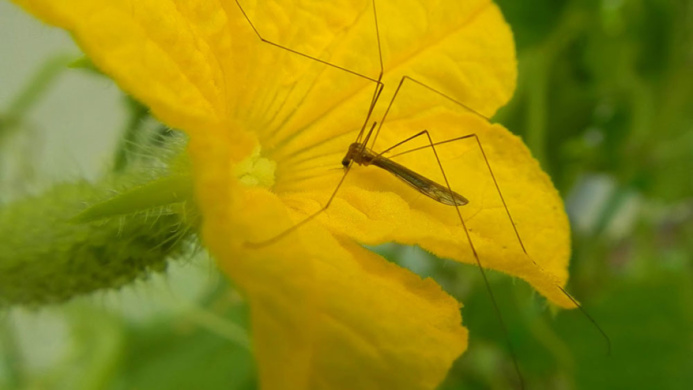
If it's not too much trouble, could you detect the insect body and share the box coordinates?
[342,141,469,206]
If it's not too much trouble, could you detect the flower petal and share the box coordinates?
[281,110,573,308]
[14,0,516,178]
[264,0,516,174]
[15,0,226,133]
[191,135,467,390]
[13,0,551,386]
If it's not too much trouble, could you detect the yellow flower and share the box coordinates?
[14,0,573,388]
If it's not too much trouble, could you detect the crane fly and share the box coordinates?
[342,122,469,207]
[234,0,610,387]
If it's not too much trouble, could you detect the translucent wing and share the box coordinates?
[371,155,469,206]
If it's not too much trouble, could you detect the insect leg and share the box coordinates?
[378,77,611,353]
[244,165,353,248]
[234,0,382,85]
[380,128,526,388]
[234,0,384,137]
[237,0,387,247]
[369,75,490,151]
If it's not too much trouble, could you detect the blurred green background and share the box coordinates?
[1,0,691,389]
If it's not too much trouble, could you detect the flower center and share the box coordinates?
[233,146,276,188]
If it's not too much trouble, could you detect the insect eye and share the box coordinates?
[342,159,350,168]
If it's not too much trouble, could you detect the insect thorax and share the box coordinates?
[343,142,376,168]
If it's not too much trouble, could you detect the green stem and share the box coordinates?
[524,6,587,170]
[179,303,251,350]
[0,318,23,389]
[4,54,73,122]
[524,50,549,167]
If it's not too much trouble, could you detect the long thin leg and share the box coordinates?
[234,0,384,136]
[370,75,489,150]
[235,0,386,248]
[245,120,380,248]
[390,129,525,388]
[244,165,353,248]
[372,74,611,356]
[234,0,382,85]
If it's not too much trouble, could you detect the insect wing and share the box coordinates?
[372,155,468,206]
